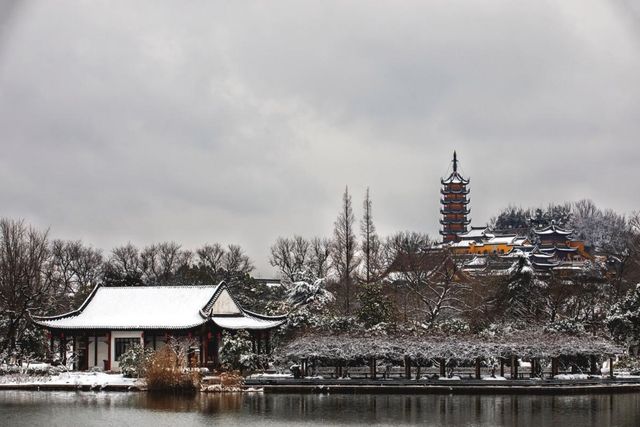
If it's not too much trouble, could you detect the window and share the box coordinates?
[115,338,140,360]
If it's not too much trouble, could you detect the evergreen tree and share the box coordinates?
[608,284,640,346]
[360,188,381,284]
[331,186,359,314]
[356,282,391,327]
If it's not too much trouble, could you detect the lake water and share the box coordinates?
[1,391,639,426]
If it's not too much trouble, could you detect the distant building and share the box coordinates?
[437,152,594,277]
[440,151,471,243]
[450,226,531,256]
[529,222,590,269]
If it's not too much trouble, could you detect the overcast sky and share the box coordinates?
[1,1,639,276]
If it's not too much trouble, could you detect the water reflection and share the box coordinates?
[1,391,639,426]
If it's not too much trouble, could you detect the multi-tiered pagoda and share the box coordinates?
[440,151,471,243]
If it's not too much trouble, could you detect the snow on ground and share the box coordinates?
[482,376,507,381]
[554,374,594,380]
[0,371,142,387]
[438,376,461,381]
[249,373,293,378]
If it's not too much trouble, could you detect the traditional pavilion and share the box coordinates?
[440,151,471,243]
[31,282,287,371]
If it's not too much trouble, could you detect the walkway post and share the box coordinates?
[475,358,481,379]
[404,355,411,380]
[371,357,377,380]
[551,357,558,378]
[609,357,614,379]
[530,358,535,379]
[590,355,598,375]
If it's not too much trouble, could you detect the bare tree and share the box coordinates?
[105,243,143,286]
[360,187,381,284]
[223,244,254,275]
[196,243,226,279]
[331,186,359,314]
[69,243,103,303]
[195,243,254,280]
[383,232,468,324]
[140,242,192,285]
[269,236,310,283]
[0,219,53,354]
[308,237,331,279]
[50,240,103,305]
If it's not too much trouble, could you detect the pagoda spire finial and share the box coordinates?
[453,151,458,173]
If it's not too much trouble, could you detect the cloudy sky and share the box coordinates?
[1,0,639,276]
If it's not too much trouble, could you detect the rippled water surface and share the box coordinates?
[1,391,640,426]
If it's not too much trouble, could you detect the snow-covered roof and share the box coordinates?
[32,283,286,331]
[213,312,286,330]
[534,223,573,236]
[441,174,468,184]
[465,256,487,267]
[457,227,491,240]
[486,235,518,245]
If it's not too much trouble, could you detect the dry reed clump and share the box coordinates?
[200,371,245,393]
[220,371,244,388]
[144,345,200,393]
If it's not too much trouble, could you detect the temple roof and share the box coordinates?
[440,151,470,185]
[456,227,491,243]
[534,222,573,236]
[31,282,286,331]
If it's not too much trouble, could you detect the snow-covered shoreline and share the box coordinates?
[0,371,143,390]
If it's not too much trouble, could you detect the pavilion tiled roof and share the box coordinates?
[31,282,286,331]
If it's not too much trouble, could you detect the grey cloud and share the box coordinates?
[0,0,639,275]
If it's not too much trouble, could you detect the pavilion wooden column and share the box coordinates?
[106,332,111,371]
[475,358,481,379]
[72,336,77,370]
[500,358,505,378]
[551,357,559,378]
[214,332,221,366]
[511,355,518,379]
[94,333,98,368]
[265,330,271,354]
[257,332,263,354]
[202,332,209,367]
[439,358,446,378]
[49,333,54,359]
[60,334,66,366]
[83,334,90,371]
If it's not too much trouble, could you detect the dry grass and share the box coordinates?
[145,345,200,393]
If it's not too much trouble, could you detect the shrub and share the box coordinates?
[118,344,154,378]
[544,319,586,335]
[219,330,256,372]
